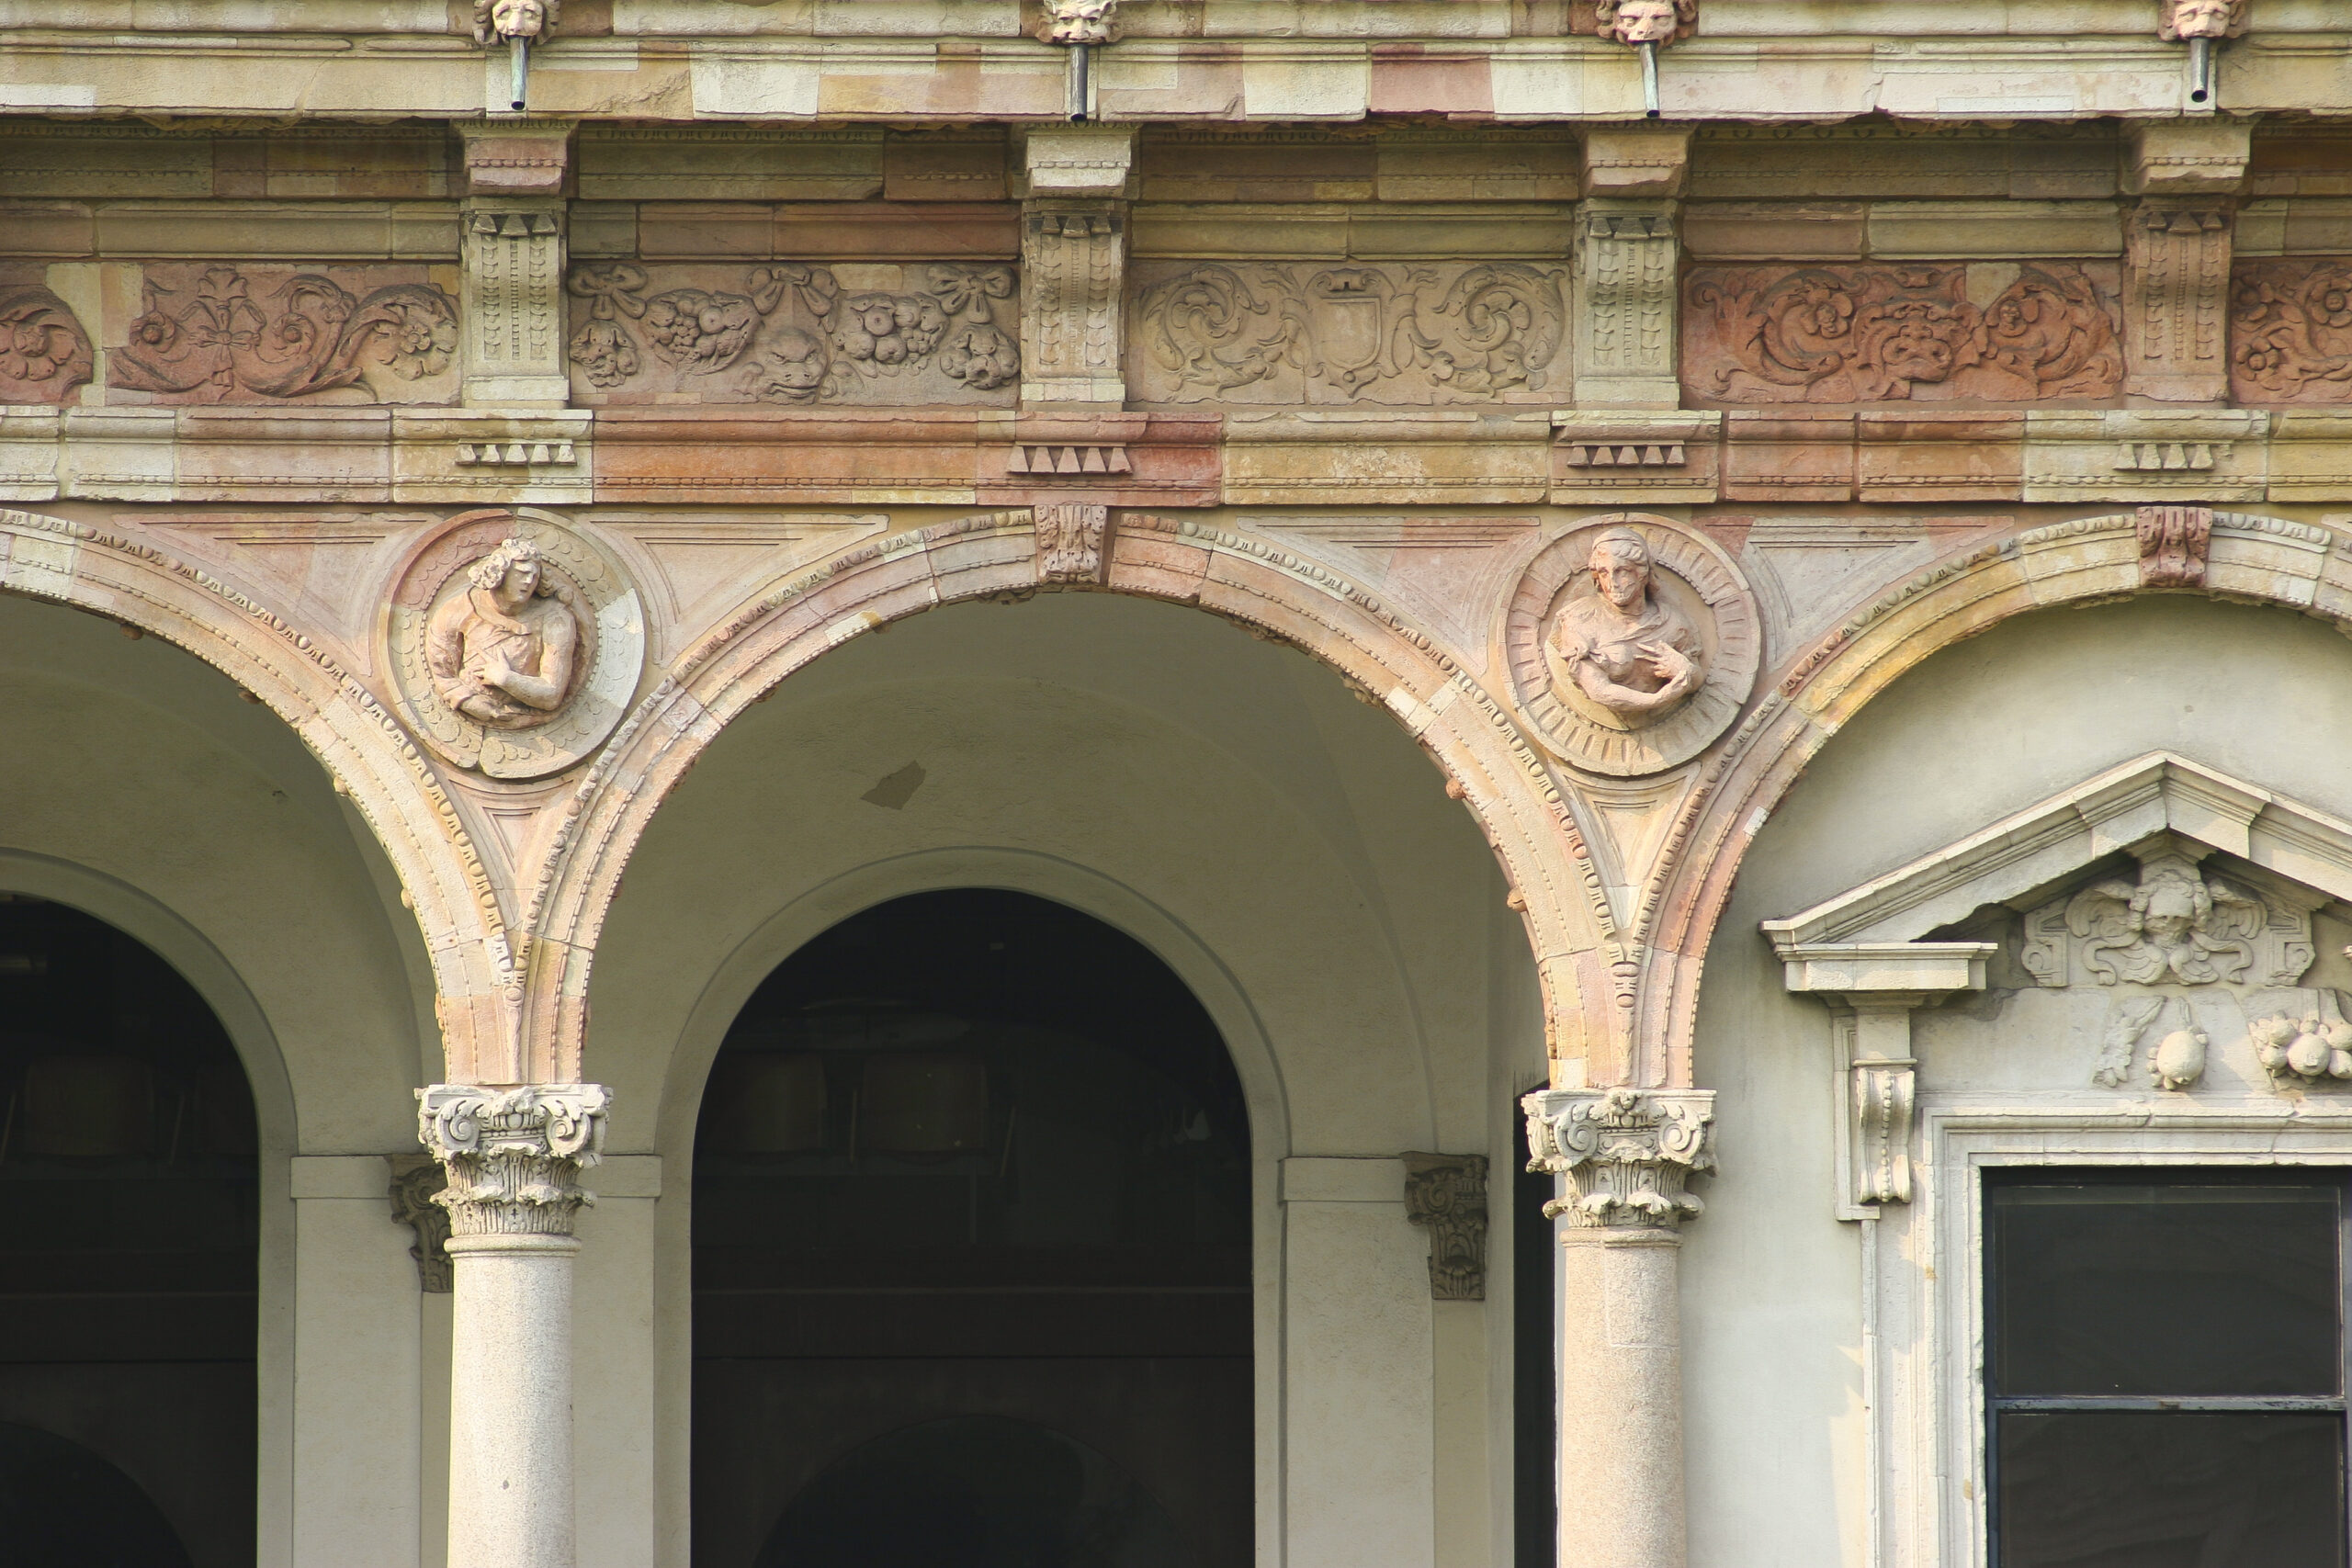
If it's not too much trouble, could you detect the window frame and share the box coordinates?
[1978,1166,2352,1564]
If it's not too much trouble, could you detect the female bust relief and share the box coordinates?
[426,537,582,730]
[1545,527,1704,729]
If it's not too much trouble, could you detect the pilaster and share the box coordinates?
[459,122,574,409]
[2122,122,2250,404]
[1020,127,1135,408]
[1573,129,1690,409]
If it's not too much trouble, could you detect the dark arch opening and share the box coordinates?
[693,889,1252,1568]
[0,894,257,1568]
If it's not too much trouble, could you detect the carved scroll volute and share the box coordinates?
[1402,1153,1491,1300]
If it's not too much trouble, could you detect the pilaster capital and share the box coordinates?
[1581,127,1690,200]
[417,1082,611,1237]
[1023,125,1137,199]
[1522,1086,1715,1232]
[2124,122,2251,197]
[457,119,575,198]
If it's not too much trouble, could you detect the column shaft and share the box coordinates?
[448,1234,581,1568]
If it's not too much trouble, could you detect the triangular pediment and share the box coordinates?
[1762,752,2352,954]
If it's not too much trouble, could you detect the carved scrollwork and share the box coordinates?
[566,261,1018,405]
[2229,258,2352,402]
[1130,260,1568,405]
[1523,1087,1715,1232]
[1504,516,1759,777]
[386,510,645,780]
[113,264,459,404]
[1682,261,2123,404]
[0,280,93,404]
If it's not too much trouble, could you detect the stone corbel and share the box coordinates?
[1573,129,1689,410]
[1401,1152,1489,1300]
[389,1153,454,1292]
[2122,123,2249,404]
[1522,1085,1715,1232]
[1020,127,1135,409]
[1770,943,1991,1220]
[417,1082,610,1235]
[458,123,573,409]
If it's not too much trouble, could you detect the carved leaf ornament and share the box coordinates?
[1132,261,1568,404]
[115,265,459,402]
[1684,262,2123,403]
[2230,259,2352,402]
[1504,517,1760,777]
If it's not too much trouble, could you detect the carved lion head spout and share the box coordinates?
[472,0,558,45]
[2160,0,2247,39]
[1596,0,1697,46]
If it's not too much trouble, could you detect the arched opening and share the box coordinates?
[0,894,257,1567]
[692,888,1251,1568]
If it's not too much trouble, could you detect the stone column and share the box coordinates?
[420,1082,612,1568]
[2122,122,2250,404]
[1521,1085,1714,1568]
[458,122,574,408]
[1572,129,1690,409]
[1019,126,1135,408]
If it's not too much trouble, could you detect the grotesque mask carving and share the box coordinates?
[424,538,583,731]
[1596,0,1696,46]
[472,0,558,46]
[2158,0,2247,39]
[1038,0,1119,45]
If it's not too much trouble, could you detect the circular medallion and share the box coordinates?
[1504,515,1758,777]
[386,509,644,781]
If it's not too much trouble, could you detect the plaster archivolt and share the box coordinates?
[1644,507,2352,1089]
[0,506,515,1074]
[526,507,1618,1084]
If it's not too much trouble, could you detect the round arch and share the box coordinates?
[1645,509,2352,1084]
[0,507,511,1072]
[533,509,1608,1083]
[0,848,297,1565]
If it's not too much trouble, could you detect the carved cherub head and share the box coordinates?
[2064,854,2262,987]
[472,0,558,46]
[1038,0,1119,45]
[2159,0,2248,40]
[469,537,550,605]
[1596,0,1697,46]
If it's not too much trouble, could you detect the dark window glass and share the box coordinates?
[1997,1413,2345,1568]
[1991,1183,2340,1397]
[1986,1172,2350,1568]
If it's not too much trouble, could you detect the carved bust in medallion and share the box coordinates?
[1504,518,1758,777]
[425,538,582,731]
[387,511,644,781]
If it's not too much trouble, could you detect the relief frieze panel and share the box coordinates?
[564,262,1021,406]
[1128,260,1569,406]
[111,263,460,404]
[1680,261,2123,405]
[2229,257,2352,403]
[0,268,94,405]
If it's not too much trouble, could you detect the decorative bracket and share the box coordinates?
[1770,943,1994,1219]
[1402,1152,1489,1300]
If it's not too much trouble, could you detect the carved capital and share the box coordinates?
[462,198,568,407]
[1574,199,1680,408]
[417,1083,610,1238]
[389,1154,454,1292]
[1522,1087,1715,1232]
[1402,1152,1489,1300]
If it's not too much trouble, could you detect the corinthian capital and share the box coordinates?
[1522,1086,1715,1231]
[418,1083,611,1237]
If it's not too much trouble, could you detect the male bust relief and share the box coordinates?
[426,538,581,730]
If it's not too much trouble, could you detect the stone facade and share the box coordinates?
[1,1,2349,1565]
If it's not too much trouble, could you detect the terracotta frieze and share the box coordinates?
[565,261,1020,406]
[2229,257,2352,403]
[111,263,459,405]
[0,270,93,405]
[1681,261,2123,405]
[1129,260,1569,407]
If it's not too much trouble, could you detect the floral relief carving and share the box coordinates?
[113,264,459,404]
[0,276,94,404]
[566,261,1019,405]
[1504,517,1759,777]
[1129,260,1568,405]
[387,511,645,780]
[2229,258,2352,402]
[1035,503,1110,585]
[1682,262,2123,404]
